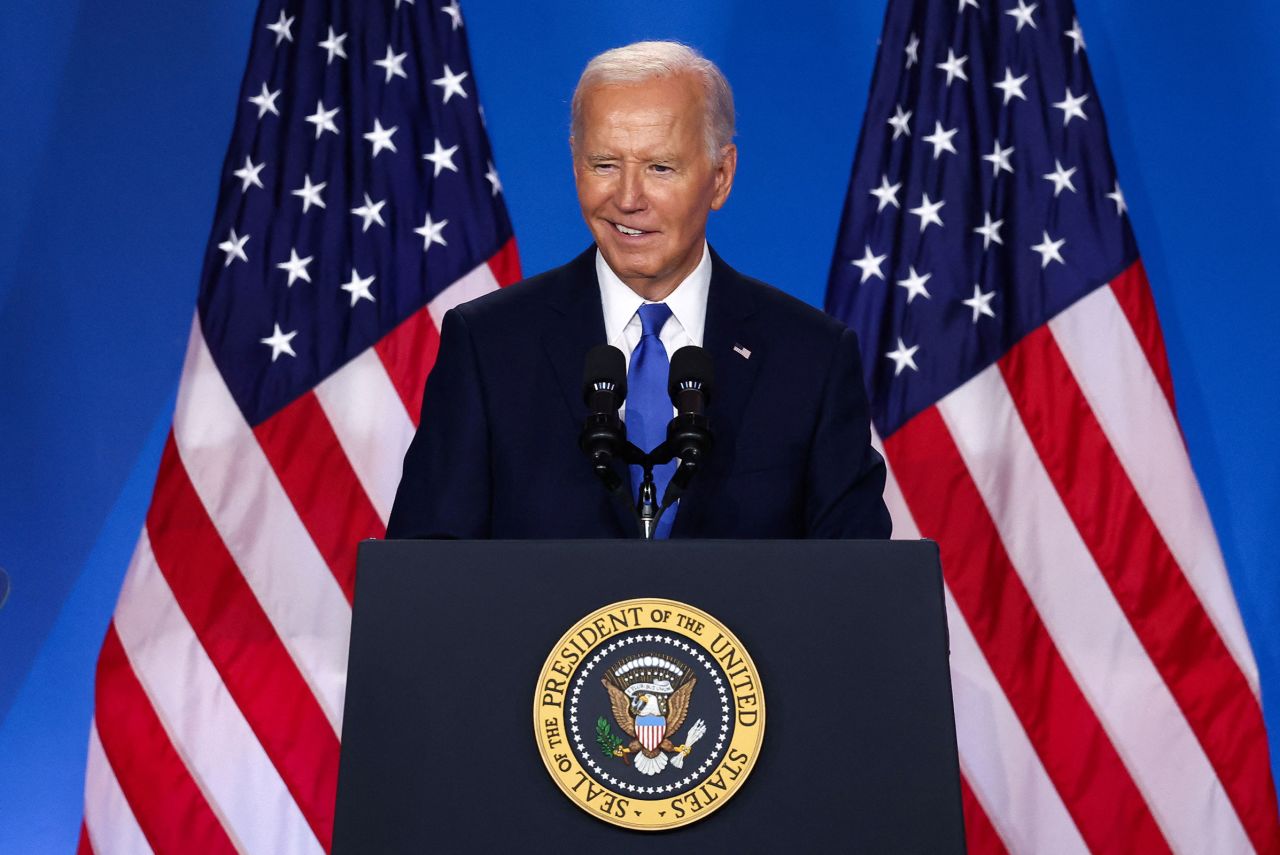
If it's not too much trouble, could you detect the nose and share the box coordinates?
[614,164,646,212]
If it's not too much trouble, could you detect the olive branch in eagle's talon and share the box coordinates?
[596,717,631,764]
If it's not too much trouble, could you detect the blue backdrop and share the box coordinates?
[2,2,1277,850]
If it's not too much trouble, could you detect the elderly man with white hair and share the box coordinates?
[388,41,890,540]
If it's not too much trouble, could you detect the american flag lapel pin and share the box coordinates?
[733,344,752,359]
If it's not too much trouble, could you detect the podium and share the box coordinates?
[333,540,965,852]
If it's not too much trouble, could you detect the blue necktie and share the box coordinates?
[628,303,676,538]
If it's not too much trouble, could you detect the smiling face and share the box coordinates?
[573,73,737,302]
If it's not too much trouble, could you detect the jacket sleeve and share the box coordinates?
[803,326,893,539]
[385,307,493,539]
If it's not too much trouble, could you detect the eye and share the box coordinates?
[651,164,674,174]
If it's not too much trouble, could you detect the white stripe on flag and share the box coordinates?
[84,722,154,855]
[877,440,1086,855]
[173,318,350,732]
[938,366,1253,854]
[314,348,417,524]
[426,259,501,330]
[113,532,323,855]
[1049,285,1259,694]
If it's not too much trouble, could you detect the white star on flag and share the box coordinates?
[292,174,327,213]
[886,337,920,376]
[364,119,399,157]
[247,82,281,118]
[318,27,348,64]
[888,105,912,140]
[1065,17,1087,54]
[266,10,294,45]
[484,161,503,196]
[340,269,376,306]
[1106,181,1128,215]
[908,193,945,233]
[232,155,265,191]
[305,100,340,139]
[974,212,1004,249]
[422,138,460,176]
[851,245,887,283]
[350,193,387,232]
[375,45,408,83]
[217,229,249,266]
[993,67,1029,105]
[1043,159,1078,196]
[414,213,449,252]
[276,248,314,286]
[962,284,997,322]
[904,33,919,68]
[432,64,470,103]
[923,122,959,159]
[983,140,1014,176]
[1031,230,1066,267]
[870,175,902,212]
[897,265,933,304]
[441,0,463,30]
[1053,87,1089,126]
[259,323,297,361]
[936,49,969,86]
[1006,0,1038,32]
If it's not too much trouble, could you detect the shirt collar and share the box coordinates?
[596,242,711,346]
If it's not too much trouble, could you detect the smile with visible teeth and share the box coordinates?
[613,223,646,236]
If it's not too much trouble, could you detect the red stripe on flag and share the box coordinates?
[1107,260,1177,415]
[959,774,1009,855]
[885,409,1172,854]
[1001,326,1280,854]
[94,625,237,855]
[147,435,339,851]
[253,390,385,601]
[487,236,522,286]
[374,307,441,426]
[76,822,93,855]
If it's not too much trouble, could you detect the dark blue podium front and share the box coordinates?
[333,539,965,853]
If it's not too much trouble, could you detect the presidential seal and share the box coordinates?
[533,598,765,831]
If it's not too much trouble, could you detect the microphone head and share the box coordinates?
[582,344,627,403]
[668,345,715,403]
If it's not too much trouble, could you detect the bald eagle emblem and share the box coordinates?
[597,653,707,776]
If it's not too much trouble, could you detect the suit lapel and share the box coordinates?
[540,247,607,427]
[671,249,762,537]
[539,246,636,535]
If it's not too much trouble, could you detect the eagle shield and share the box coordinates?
[601,653,697,775]
[636,714,666,752]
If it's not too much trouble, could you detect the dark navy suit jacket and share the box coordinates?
[386,246,891,539]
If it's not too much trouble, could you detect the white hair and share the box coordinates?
[571,40,736,164]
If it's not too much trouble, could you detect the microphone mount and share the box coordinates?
[578,344,716,540]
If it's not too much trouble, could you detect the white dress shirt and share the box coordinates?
[596,243,711,421]
[597,242,710,362]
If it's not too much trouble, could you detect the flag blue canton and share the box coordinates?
[196,0,512,427]
[826,0,1138,437]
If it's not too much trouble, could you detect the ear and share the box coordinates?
[710,143,737,211]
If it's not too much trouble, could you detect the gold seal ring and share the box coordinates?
[533,598,765,830]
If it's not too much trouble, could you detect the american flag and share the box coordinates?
[77,1,519,852]
[826,1,1280,852]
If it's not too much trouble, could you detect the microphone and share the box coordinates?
[667,345,714,418]
[579,345,628,493]
[664,346,715,500]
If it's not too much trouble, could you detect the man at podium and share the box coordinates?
[387,41,889,540]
